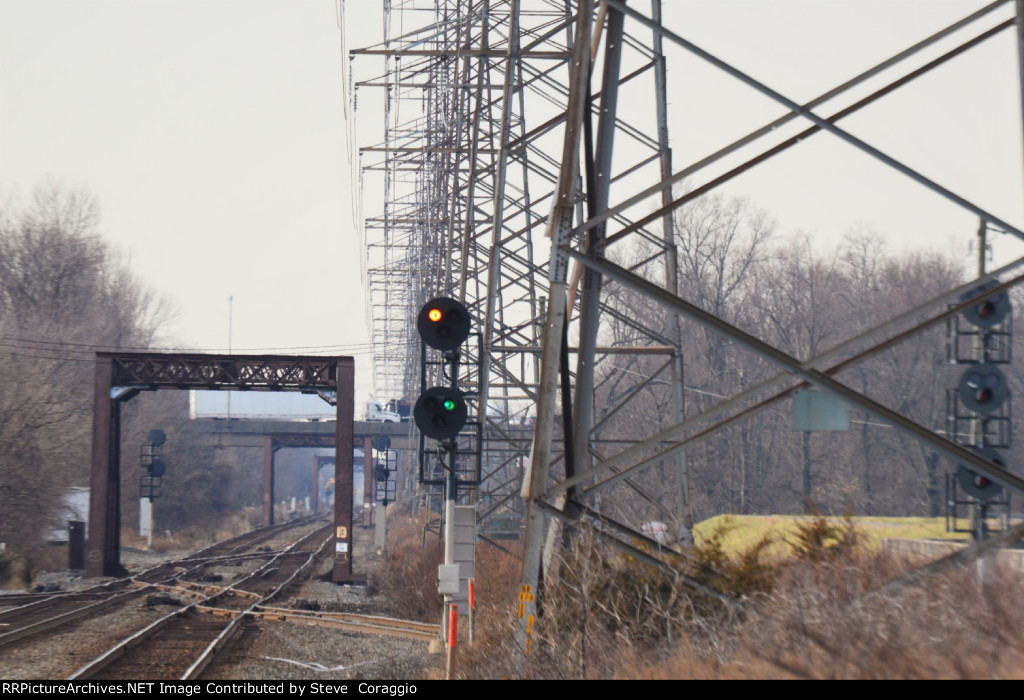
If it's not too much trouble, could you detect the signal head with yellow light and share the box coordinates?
[417,297,472,352]
[414,386,468,440]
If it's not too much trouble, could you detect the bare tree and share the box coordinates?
[0,182,176,578]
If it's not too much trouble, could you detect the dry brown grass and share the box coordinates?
[368,516,445,622]
[120,507,259,553]
[451,517,1024,680]
[447,537,523,679]
[737,556,1024,680]
[621,523,1024,679]
[0,542,66,588]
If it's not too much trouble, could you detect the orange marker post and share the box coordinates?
[446,603,458,679]
[468,579,476,645]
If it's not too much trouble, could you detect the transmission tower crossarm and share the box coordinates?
[568,0,1016,243]
[349,48,570,59]
[603,0,1024,241]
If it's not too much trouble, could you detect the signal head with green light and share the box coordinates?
[414,386,468,440]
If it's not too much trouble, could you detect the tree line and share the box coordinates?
[0,182,268,579]
[598,192,1017,528]
[1,179,1013,578]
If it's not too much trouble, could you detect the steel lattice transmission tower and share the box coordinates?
[348,1,1024,651]
[348,0,687,531]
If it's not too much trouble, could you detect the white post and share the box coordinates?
[375,504,387,553]
[139,498,153,549]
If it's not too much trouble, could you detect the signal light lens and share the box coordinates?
[957,363,1008,415]
[961,281,1010,329]
[417,297,472,351]
[414,386,468,440]
[956,446,1006,501]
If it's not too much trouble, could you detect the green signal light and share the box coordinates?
[443,399,457,411]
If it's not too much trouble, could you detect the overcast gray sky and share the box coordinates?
[2,1,1023,406]
[1,2,363,352]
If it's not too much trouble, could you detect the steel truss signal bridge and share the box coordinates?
[345,0,1024,622]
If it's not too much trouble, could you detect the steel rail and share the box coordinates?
[0,544,274,650]
[68,523,332,680]
[182,528,334,680]
[0,589,149,650]
[252,606,440,642]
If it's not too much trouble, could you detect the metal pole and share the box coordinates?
[363,436,374,527]
[333,357,356,583]
[971,218,988,541]
[86,356,114,577]
[263,437,275,526]
[442,447,457,657]
[573,0,624,484]
[651,0,692,540]
[518,0,594,663]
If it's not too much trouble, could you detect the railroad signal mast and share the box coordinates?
[139,429,167,549]
[415,297,480,645]
[414,297,482,495]
[372,434,396,507]
[946,220,1013,540]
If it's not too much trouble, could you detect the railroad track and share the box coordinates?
[253,606,439,642]
[0,516,327,652]
[70,524,334,680]
[180,514,323,562]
